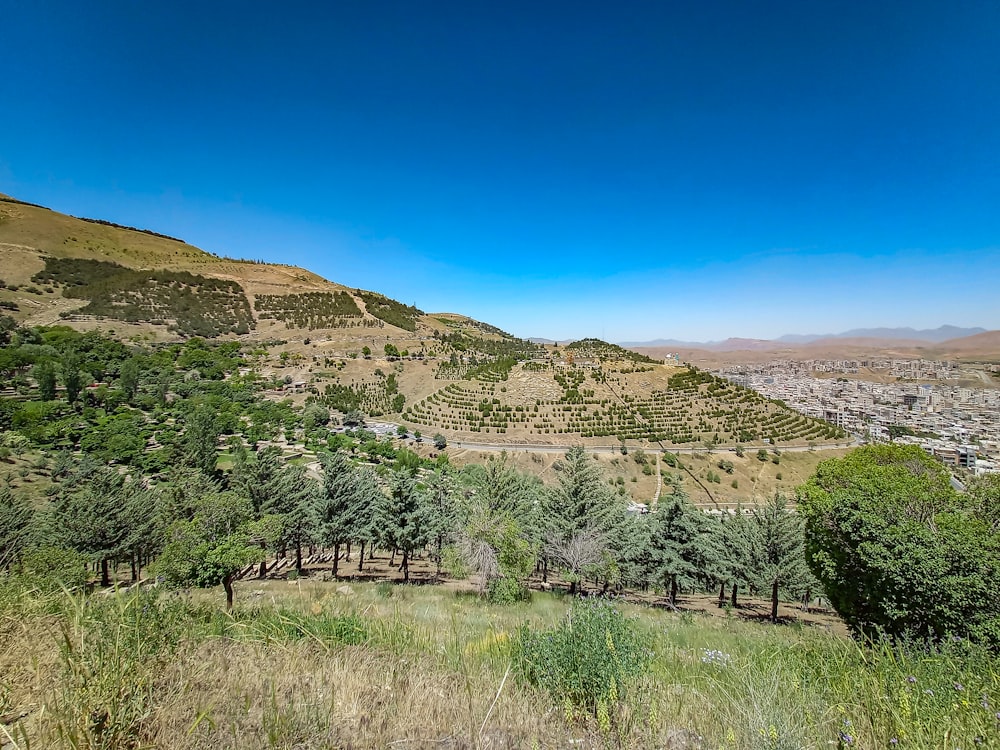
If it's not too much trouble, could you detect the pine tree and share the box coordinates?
[543,446,623,592]
[52,466,133,586]
[745,494,812,623]
[643,494,723,607]
[0,485,33,570]
[315,452,381,577]
[379,470,432,582]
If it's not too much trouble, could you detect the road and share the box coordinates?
[447,439,860,455]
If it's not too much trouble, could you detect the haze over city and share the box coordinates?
[2,1,998,341]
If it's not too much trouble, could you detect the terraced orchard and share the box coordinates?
[403,362,846,445]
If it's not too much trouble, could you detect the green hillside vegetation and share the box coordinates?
[355,290,423,331]
[254,291,364,329]
[33,257,254,337]
[2,322,999,748]
[405,361,845,443]
[566,337,662,364]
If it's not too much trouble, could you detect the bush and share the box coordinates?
[514,598,651,716]
[800,445,1000,648]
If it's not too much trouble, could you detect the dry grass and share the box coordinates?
[2,580,997,750]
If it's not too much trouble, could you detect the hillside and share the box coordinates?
[0,193,517,343]
[0,193,850,450]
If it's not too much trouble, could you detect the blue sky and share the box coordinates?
[1,1,998,342]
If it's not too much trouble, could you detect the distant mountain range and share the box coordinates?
[619,326,987,349]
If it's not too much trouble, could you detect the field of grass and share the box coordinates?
[2,579,997,750]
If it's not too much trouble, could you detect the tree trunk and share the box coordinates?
[130,553,138,582]
[100,558,111,587]
[731,582,739,608]
[401,549,409,582]
[541,556,548,584]
[390,547,396,566]
[223,574,235,611]
[358,542,366,572]
[436,537,443,576]
[332,542,340,578]
[569,579,577,596]
[718,582,726,608]
[345,542,351,562]
[295,540,302,572]
[670,577,678,607]
[771,580,780,623]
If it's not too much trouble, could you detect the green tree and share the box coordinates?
[745,494,812,623]
[643,495,722,607]
[315,452,381,577]
[155,490,263,609]
[118,356,141,401]
[0,485,33,570]
[454,456,541,602]
[52,465,134,586]
[183,405,221,475]
[380,470,432,582]
[33,359,57,400]
[544,446,623,592]
[61,352,85,404]
[799,444,1000,647]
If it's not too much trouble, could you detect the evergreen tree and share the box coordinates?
[0,485,33,570]
[423,468,457,576]
[454,457,541,602]
[315,452,380,577]
[118,356,141,401]
[380,470,432,582]
[544,446,625,592]
[61,352,85,404]
[183,405,221,475]
[52,465,133,586]
[643,495,723,607]
[745,494,812,622]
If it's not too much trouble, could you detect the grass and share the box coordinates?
[2,579,998,749]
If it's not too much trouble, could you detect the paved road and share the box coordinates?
[447,439,860,455]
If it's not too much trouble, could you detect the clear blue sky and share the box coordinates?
[2,1,998,342]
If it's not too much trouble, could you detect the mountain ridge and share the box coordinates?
[619,325,989,350]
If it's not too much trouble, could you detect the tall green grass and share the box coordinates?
[1,580,997,749]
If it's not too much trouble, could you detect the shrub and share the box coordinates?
[514,598,651,716]
[799,445,1000,648]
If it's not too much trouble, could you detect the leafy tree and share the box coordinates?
[61,352,85,404]
[433,433,447,450]
[799,445,1000,647]
[454,457,541,602]
[33,359,57,400]
[156,490,263,609]
[302,402,330,430]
